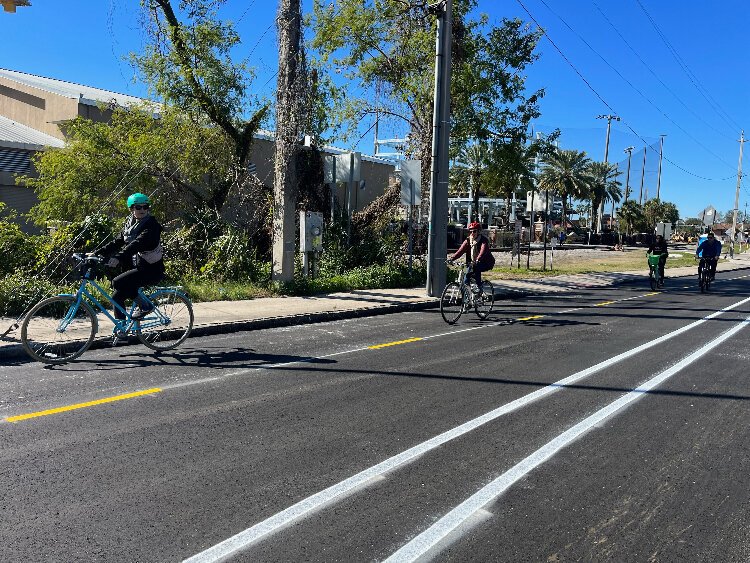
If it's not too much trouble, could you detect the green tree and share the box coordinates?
[136,1,269,203]
[21,105,252,226]
[618,200,645,235]
[450,142,491,222]
[310,0,544,207]
[643,199,679,230]
[586,161,622,233]
[538,148,591,230]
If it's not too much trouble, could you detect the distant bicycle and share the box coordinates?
[697,256,717,293]
[21,253,194,364]
[440,261,494,324]
[647,253,664,290]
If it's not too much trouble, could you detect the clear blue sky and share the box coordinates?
[3,0,749,220]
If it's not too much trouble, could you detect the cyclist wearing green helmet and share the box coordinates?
[98,192,164,320]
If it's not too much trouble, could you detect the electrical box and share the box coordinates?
[300,211,323,252]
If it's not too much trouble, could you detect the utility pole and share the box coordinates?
[272,0,302,282]
[425,0,452,297]
[656,134,666,199]
[596,114,620,234]
[731,130,745,252]
[639,146,647,205]
[623,146,634,203]
[610,164,619,230]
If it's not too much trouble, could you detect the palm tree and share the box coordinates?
[485,140,537,226]
[587,161,622,233]
[619,200,645,236]
[451,142,490,224]
[538,148,591,232]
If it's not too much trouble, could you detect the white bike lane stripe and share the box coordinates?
[384,313,750,563]
[181,295,750,563]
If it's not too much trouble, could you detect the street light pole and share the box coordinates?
[596,114,620,234]
[425,0,452,297]
[639,145,647,205]
[656,134,666,199]
[623,146,634,203]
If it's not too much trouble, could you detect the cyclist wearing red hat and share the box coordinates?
[449,221,495,287]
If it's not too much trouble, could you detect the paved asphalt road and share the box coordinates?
[3,271,750,562]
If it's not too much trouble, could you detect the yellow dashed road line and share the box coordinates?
[6,388,162,423]
[368,337,423,350]
[6,285,694,424]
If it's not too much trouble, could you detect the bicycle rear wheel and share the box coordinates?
[136,289,194,351]
[21,296,97,364]
[474,281,495,320]
[440,282,465,324]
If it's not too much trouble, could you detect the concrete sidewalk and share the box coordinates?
[3,252,750,361]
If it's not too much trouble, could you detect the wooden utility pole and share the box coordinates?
[731,131,745,250]
[596,114,619,233]
[272,0,303,282]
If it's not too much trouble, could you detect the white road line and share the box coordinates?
[181,296,750,563]
[163,282,717,393]
[384,314,750,563]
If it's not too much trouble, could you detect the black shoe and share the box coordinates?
[131,305,154,320]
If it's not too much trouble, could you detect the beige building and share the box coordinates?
[0,68,393,231]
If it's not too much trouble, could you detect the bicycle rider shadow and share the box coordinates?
[54,346,337,371]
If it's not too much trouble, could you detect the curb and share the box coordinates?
[3,264,749,363]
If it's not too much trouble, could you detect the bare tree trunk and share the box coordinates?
[272,0,303,281]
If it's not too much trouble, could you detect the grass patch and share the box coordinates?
[180,280,275,302]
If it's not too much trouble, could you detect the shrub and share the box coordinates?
[0,270,59,317]
[0,221,38,276]
[287,262,427,296]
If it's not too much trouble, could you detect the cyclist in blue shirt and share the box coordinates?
[695,231,722,281]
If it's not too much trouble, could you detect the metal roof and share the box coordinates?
[0,115,64,150]
[0,68,144,108]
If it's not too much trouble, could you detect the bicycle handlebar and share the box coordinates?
[71,252,105,264]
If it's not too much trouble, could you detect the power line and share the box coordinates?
[536,0,737,172]
[514,0,736,183]
[634,0,743,134]
[590,0,736,142]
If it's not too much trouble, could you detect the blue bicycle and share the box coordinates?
[20,254,194,364]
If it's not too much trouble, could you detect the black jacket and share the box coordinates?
[647,239,668,256]
[100,214,164,270]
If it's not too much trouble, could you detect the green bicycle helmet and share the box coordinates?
[126,192,150,208]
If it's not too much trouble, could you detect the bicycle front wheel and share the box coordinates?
[440,282,466,324]
[136,289,194,351]
[21,296,97,364]
[649,268,657,291]
[474,281,495,320]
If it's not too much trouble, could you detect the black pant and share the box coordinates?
[699,258,717,280]
[465,261,493,286]
[657,254,667,279]
[111,265,164,319]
